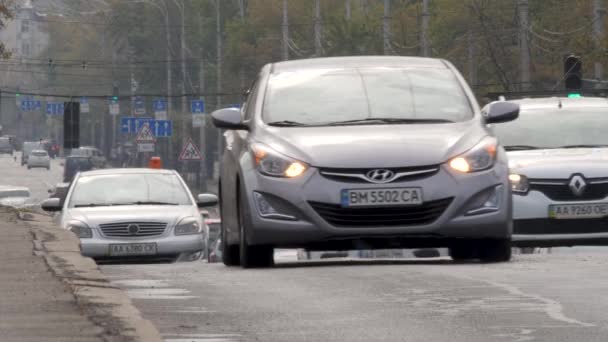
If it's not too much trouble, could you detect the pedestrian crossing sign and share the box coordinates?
[179,138,202,161]
[136,123,156,143]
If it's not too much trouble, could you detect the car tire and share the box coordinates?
[238,190,273,269]
[449,242,478,261]
[478,239,512,263]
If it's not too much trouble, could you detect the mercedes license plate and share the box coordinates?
[109,243,157,256]
[341,188,422,207]
[549,203,608,219]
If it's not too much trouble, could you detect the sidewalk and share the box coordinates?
[0,208,162,342]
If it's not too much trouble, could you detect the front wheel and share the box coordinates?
[238,190,273,268]
[478,239,512,263]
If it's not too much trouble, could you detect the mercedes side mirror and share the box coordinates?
[483,101,520,124]
[41,198,62,212]
[211,108,249,130]
[197,193,219,208]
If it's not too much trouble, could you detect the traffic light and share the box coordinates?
[63,102,80,149]
[564,55,582,90]
[112,83,119,101]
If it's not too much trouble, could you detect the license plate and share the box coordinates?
[108,243,157,256]
[549,203,608,219]
[341,188,422,207]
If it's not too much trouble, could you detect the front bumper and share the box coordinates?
[80,235,204,258]
[513,190,608,246]
[239,163,512,249]
[28,160,50,168]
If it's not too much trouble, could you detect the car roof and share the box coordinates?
[508,97,608,110]
[270,56,447,74]
[0,185,30,192]
[78,168,176,177]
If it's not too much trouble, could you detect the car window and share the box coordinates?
[32,151,47,157]
[68,173,193,207]
[263,67,472,125]
[493,106,608,148]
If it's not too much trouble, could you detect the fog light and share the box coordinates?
[466,186,502,216]
[254,192,296,220]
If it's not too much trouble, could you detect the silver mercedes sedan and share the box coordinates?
[42,168,218,261]
[211,56,520,268]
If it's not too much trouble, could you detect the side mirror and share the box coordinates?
[41,198,62,212]
[483,101,520,124]
[211,108,249,130]
[197,193,218,208]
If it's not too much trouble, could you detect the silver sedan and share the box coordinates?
[42,168,218,261]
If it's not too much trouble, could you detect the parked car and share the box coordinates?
[41,168,218,261]
[212,56,519,268]
[27,150,51,170]
[63,156,94,183]
[493,97,608,247]
[21,141,43,166]
[0,186,32,208]
[0,137,14,154]
[71,147,106,168]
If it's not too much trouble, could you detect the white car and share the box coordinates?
[27,150,51,170]
[493,97,608,247]
[41,168,218,261]
[0,186,32,208]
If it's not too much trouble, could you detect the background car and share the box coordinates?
[41,168,218,262]
[21,141,43,166]
[71,147,106,168]
[0,186,32,208]
[27,150,50,170]
[212,56,519,268]
[493,97,608,247]
[63,156,94,183]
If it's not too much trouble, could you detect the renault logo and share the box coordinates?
[127,224,140,235]
[365,169,395,183]
[569,175,587,197]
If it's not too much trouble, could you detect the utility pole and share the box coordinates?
[282,0,289,61]
[420,0,430,57]
[177,0,187,147]
[216,0,223,173]
[594,0,605,81]
[199,8,207,192]
[238,0,246,90]
[383,0,391,55]
[518,0,531,90]
[314,0,322,56]
[346,0,351,20]
[467,28,478,87]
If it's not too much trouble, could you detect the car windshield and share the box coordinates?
[494,106,608,149]
[0,190,30,198]
[263,68,472,125]
[70,149,91,157]
[68,173,192,208]
[32,151,47,157]
[66,158,92,168]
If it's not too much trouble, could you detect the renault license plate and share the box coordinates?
[341,188,422,207]
[549,203,608,219]
[109,243,157,256]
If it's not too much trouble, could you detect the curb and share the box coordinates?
[19,210,163,342]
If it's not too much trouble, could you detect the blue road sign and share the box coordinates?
[190,100,205,114]
[46,102,64,115]
[134,96,146,115]
[152,99,167,112]
[21,98,41,112]
[153,120,172,137]
[120,117,137,133]
[136,117,154,131]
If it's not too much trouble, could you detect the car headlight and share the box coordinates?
[449,136,498,173]
[509,173,529,194]
[175,217,202,235]
[67,222,92,239]
[251,143,308,178]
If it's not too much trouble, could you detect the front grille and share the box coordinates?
[514,218,608,235]
[530,181,608,201]
[309,198,452,227]
[99,222,167,237]
[319,165,439,184]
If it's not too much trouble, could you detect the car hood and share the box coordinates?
[508,148,608,178]
[64,205,199,227]
[260,122,485,168]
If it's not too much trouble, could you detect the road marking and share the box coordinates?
[111,278,199,300]
[164,334,242,342]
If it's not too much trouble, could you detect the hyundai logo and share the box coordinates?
[365,169,395,183]
[569,175,587,197]
[127,224,140,235]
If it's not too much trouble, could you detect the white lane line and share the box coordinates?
[127,288,197,300]
[164,334,242,342]
[112,279,170,288]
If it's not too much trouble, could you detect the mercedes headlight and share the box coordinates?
[251,143,308,178]
[449,136,498,173]
[175,217,202,235]
[67,221,92,239]
[509,173,529,194]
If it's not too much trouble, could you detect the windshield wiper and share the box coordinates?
[126,201,179,206]
[504,145,543,151]
[74,203,108,208]
[325,118,454,126]
[558,144,608,149]
[267,120,308,127]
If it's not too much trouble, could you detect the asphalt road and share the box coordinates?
[6,154,608,342]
